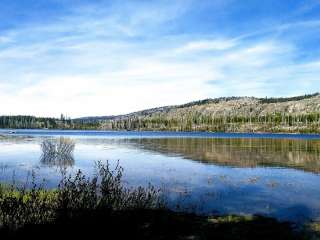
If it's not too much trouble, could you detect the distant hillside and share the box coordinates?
[78,93,320,121]
[87,93,320,133]
[1,93,320,133]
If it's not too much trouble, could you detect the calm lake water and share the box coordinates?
[0,129,320,223]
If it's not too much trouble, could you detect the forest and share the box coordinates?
[0,115,99,130]
[100,112,320,133]
[1,112,320,133]
[1,94,320,133]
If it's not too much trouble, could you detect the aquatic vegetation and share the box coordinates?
[41,137,75,160]
[40,137,75,167]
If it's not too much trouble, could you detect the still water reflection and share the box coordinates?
[0,131,319,223]
[126,138,320,173]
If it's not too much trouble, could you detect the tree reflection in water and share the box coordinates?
[126,138,320,173]
[40,137,75,168]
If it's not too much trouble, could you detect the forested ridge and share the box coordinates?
[99,93,320,133]
[101,111,320,133]
[1,93,320,133]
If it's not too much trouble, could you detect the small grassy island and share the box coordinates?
[0,162,319,240]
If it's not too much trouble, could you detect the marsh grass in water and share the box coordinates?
[40,137,75,167]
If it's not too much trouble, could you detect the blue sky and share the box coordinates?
[0,0,320,117]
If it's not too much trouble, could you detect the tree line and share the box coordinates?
[2,110,320,133]
[100,111,320,133]
[0,115,99,130]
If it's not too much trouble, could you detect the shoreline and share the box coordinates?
[1,128,320,140]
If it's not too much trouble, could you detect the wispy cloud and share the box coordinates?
[175,39,237,53]
[0,0,319,117]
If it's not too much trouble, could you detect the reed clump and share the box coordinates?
[40,137,75,167]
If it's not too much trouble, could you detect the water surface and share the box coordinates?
[0,130,319,223]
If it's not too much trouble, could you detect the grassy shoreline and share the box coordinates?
[0,163,319,239]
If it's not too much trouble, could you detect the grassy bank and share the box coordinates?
[0,162,318,239]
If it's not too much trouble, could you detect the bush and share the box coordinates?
[0,161,161,230]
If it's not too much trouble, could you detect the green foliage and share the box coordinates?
[0,115,99,129]
[0,162,161,230]
[259,93,319,104]
[177,97,241,108]
[0,176,56,229]
[0,163,315,239]
[101,111,320,133]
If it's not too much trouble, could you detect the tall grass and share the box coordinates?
[0,161,161,230]
[0,162,313,239]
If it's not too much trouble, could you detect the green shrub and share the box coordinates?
[0,161,161,230]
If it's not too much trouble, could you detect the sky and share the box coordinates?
[0,0,320,117]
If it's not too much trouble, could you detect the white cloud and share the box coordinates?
[0,1,319,117]
[176,39,237,53]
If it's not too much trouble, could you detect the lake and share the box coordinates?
[0,129,320,224]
